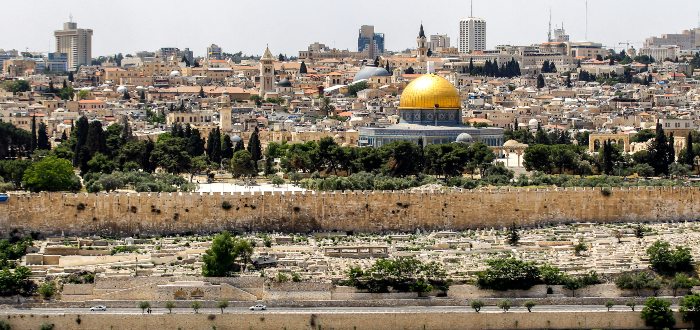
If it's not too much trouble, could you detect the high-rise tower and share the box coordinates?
[54,19,93,71]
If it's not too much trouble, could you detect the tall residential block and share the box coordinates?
[54,21,93,71]
[459,17,486,53]
[358,25,385,59]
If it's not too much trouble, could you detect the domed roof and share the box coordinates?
[503,139,521,147]
[169,70,181,77]
[116,85,127,93]
[399,74,460,110]
[528,118,539,126]
[353,66,391,82]
[456,133,474,144]
[277,78,292,88]
[231,135,242,143]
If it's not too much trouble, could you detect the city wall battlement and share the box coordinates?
[0,187,697,237]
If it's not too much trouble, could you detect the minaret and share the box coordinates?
[417,24,428,63]
[259,46,275,97]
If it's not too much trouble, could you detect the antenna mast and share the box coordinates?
[470,0,473,17]
[585,0,589,40]
[548,8,552,42]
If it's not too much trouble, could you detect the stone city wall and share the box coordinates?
[0,187,698,236]
[0,311,691,330]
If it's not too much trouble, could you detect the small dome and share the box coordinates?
[116,85,128,93]
[231,135,242,143]
[169,70,181,77]
[456,133,474,144]
[503,139,521,148]
[353,66,391,82]
[136,86,145,90]
[528,119,539,127]
[277,78,292,88]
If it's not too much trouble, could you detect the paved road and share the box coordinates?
[0,305,666,315]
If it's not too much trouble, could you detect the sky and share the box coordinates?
[2,0,699,58]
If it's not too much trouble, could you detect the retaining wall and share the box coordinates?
[0,187,697,236]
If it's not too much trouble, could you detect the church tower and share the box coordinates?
[259,46,275,97]
[417,24,428,63]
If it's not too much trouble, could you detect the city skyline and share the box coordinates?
[2,0,699,57]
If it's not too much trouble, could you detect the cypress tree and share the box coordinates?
[143,139,156,172]
[549,62,557,73]
[541,60,550,73]
[221,134,234,160]
[30,115,37,151]
[233,139,244,153]
[299,61,308,74]
[247,126,262,171]
[684,132,695,166]
[68,71,74,82]
[206,128,222,164]
[85,120,106,157]
[187,128,205,157]
[669,133,675,163]
[537,74,546,89]
[60,130,67,142]
[73,116,89,166]
[649,123,671,175]
[199,86,205,98]
[120,115,133,143]
[37,122,50,150]
[468,58,474,75]
[122,89,129,100]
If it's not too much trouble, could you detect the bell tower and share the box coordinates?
[259,46,275,97]
[417,24,428,63]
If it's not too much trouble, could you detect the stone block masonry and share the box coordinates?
[0,187,697,237]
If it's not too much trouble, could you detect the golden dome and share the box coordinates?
[399,74,461,110]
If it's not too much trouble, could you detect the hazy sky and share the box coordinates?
[2,0,699,58]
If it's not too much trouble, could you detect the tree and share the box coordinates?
[299,61,308,74]
[379,141,423,177]
[615,271,663,296]
[647,240,693,275]
[138,301,150,314]
[30,115,37,151]
[202,232,252,276]
[217,300,229,314]
[2,80,31,93]
[150,137,191,174]
[165,301,175,314]
[120,116,133,143]
[683,132,696,167]
[221,135,234,160]
[38,281,56,300]
[641,297,675,330]
[626,300,637,311]
[497,299,511,313]
[37,123,50,150]
[206,128,222,164]
[670,273,697,297]
[470,300,484,313]
[649,123,673,176]
[563,276,583,297]
[233,139,245,153]
[680,294,700,329]
[605,300,615,311]
[539,264,565,292]
[230,150,256,178]
[191,301,202,314]
[476,258,541,291]
[247,127,262,171]
[198,86,205,98]
[524,300,536,312]
[22,156,81,192]
[670,163,692,178]
[536,74,545,89]
[506,223,519,246]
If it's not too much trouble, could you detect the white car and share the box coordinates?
[90,305,107,312]
[249,304,267,311]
